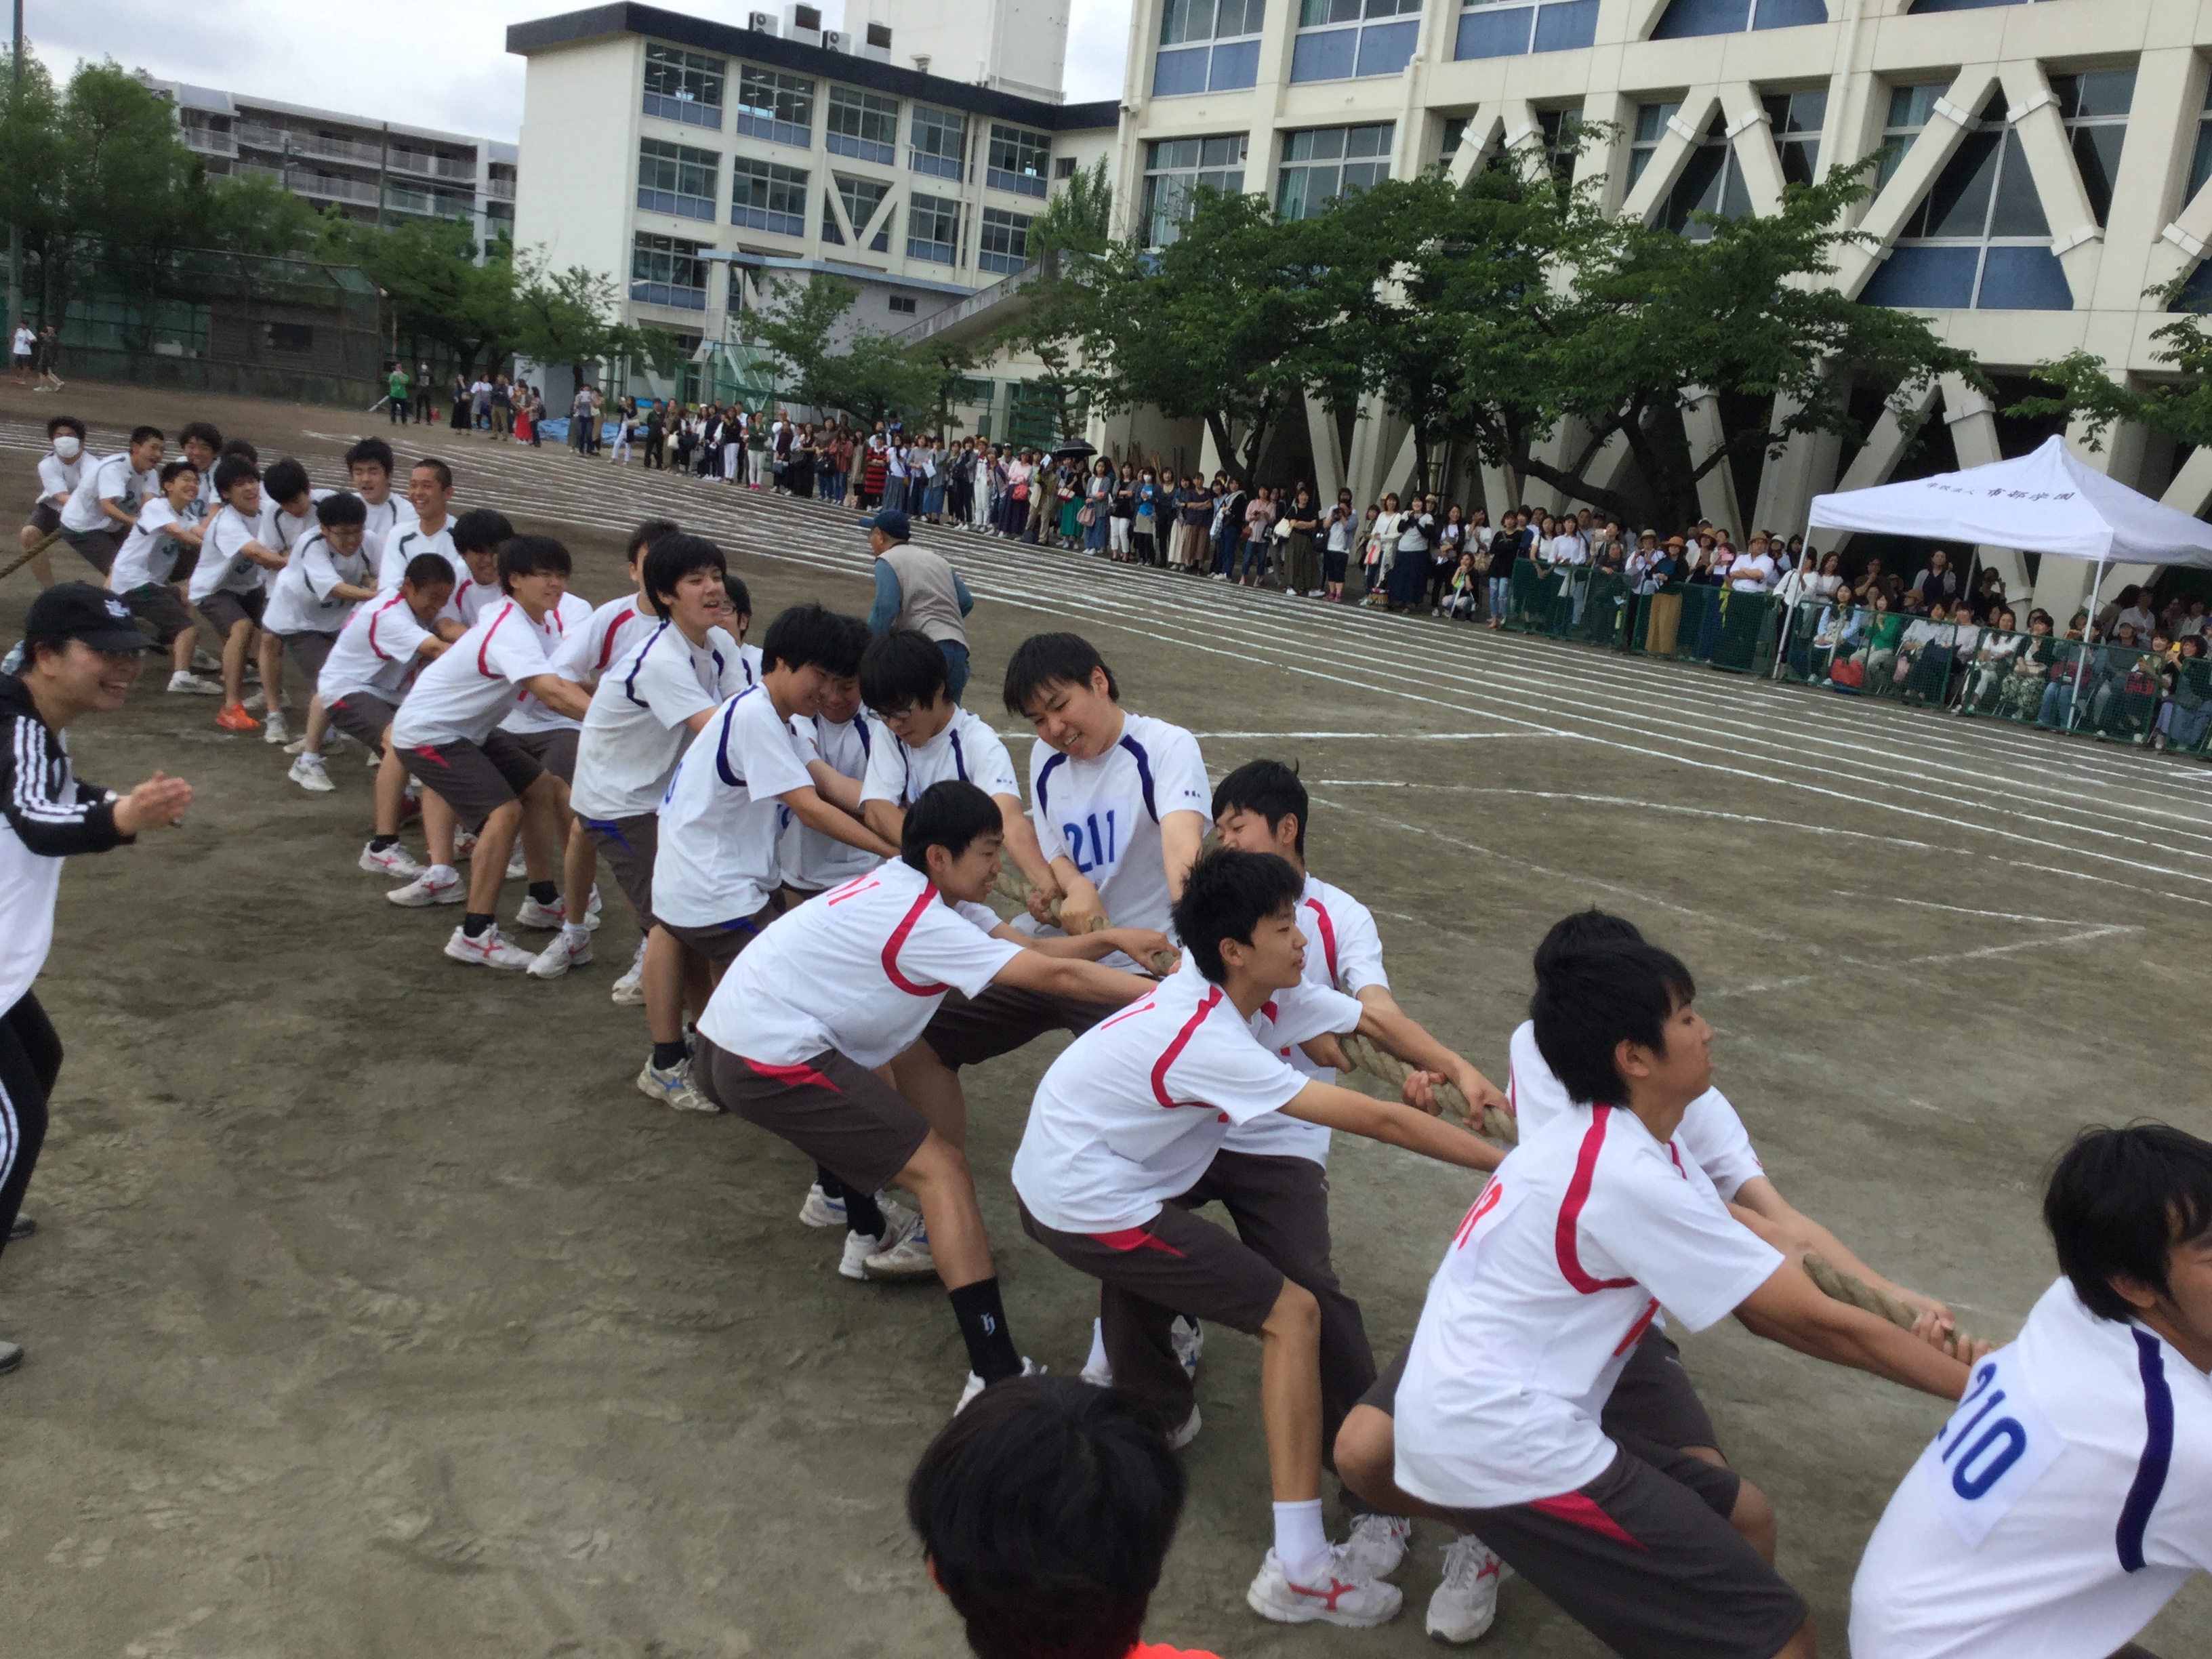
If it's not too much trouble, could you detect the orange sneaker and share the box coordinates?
[216,703,261,732]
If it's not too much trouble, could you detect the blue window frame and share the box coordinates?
[907,192,963,266]
[1153,0,1267,96]
[1453,0,1597,61]
[731,157,808,237]
[1277,123,1393,219]
[735,66,813,148]
[642,45,724,130]
[1292,0,1422,83]
[911,104,968,181]
[637,138,717,221]
[827,86,899,165]
[630,233,708,310]
[978,207,1033,275]
[823,174,891,252]
[987,124,1053,197]
[1650,0,1827,36]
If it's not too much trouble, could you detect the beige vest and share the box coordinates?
[880,544,967,646]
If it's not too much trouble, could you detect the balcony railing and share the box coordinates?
[287,130,390,168]
[181,125,238,158]
[486,176,515,202]
[289,169,382,206]
[386,149,479,183]
[384,182,472,218]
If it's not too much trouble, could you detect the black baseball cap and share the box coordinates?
[861,508,912,542]
[22,582,156,653]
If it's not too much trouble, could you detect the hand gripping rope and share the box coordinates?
[1801,1252,1986,1358]
[989,869,1183,975]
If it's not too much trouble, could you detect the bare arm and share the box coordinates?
[1349,985,1508,1118]
[1734,1256,1979,1400]
[863,798,903,847]
[413,636,451,661]
[990,947,1153,1006]
[1160,809,1205,903]
[779,786,897,858]
[98,497,139,531]
[808,760,865,815]
[1279,1079,1502,1173]
[989,924,1174,966]
[1050,859,1107,933]
[994,794,1060,909]
[1730,1179,1952,1324]
[330,580,377,604]
[518,673,592,722]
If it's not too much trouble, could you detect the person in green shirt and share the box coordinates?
[384,363,412,426]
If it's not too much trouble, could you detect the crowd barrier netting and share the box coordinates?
[1501,567,1779,672]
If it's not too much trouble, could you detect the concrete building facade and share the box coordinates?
[506,3,1116,434]
[1106,0,2212,615]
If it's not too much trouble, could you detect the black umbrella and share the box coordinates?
[1050,438,1099,462]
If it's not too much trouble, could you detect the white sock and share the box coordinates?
[426,863,457,885]
[1273,1499,1330,1582]
[1084,1316,1108,1376]
[562,921,590,947]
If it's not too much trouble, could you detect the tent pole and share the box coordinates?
[2068,556,2106,735]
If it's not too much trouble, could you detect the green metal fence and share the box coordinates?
[1501,567,1780,672]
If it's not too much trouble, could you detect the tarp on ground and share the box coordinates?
[1806,435,2212,568]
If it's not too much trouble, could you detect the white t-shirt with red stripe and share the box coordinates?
[453,573,506,628]
[388,598,556,749]
[1393,1103,1783,1509]
[318,590,435,707]
[1223,870,1388,1166]
[698,858,1018,1069]
[551,592,656,685]
[1507,1020,1764,1202]
[499,591,592,736]
[1012,959,1359,1235]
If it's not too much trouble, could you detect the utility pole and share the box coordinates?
[7,0,24,335]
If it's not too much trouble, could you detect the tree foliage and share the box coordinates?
[2009,301,2212,453]
[508,251,680,393]
[743,274,941,422]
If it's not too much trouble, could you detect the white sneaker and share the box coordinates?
[798,1183,847,1228]
[636,1059,716,1113]
[1341,1513,1412,1580]
[863,1215,937,1282]
[1169,1403,1202,1449]
[1246,1546,1403,1629]
[282,735,308,755]
[263,712,290,745]
[192,647,222,672]
[505,844,527,880]
[387,867,463,907]
[513,891,602,931]
[165,670,222,697]
[526,933,592,980]
[610,954,647,1005]
[451,827,478,863]
[955,1355,1038,1414]
[359,840,423,879]
[1425,1536,1508,1644]
[1171,1315,1204,1379]
[442,924,533,970]
[287,754,333,794]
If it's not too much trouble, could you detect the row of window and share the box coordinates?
[638,126,1059,230]
[642,45,1054,196]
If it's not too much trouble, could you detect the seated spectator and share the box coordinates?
[1805,582,1859,682]
[1961,607,2021,712]
[2158,635,2212,752]
[2178,598,2207,639]
[2036,613,2092,730]
[1892,596,1950,702]
[1858,590,1904,684]
[1442,550,1481,620]
[2000,610,2056,720]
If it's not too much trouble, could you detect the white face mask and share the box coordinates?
[52,434,81,462]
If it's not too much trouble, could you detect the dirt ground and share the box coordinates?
[0,380,2206,1659]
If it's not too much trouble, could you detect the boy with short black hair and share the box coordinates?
[266,494,376,794]
[250,457,329,747]
[1851,1122,2212,1659]
[636,602,897,1111]
[691,779,1158,1395]
[1011,848,1498,1629]
[107,460,217,697]
[341,554,462,880]
[342,436,413,568]
[188,455,287,732]
[447,508,512,626]
[780,611,882,904]
[58,425,163,577]
[20,415,87,587]
[378,457,457,591]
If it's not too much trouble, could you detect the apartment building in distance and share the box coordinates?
[505,2,1117,437]
[138,74,518,251]
[1106,0,2212,615]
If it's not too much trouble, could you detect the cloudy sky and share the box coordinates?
[26,1,1135,136]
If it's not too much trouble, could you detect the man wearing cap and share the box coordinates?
[0,584,194,1374]
[863,508,977,703]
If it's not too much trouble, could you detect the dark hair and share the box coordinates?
[1002,632,1118,715]
[211,455,259,495]
[403,552,457,590]
[900,780,1004,876]
[722,573,752,621]
[178,420,222,453]
[907,1375,1185,1659]
[129,424,164,447]
[219,437,259,466]
[1210,759,1307,856]
[1169,849,1304,984]
[157,459,199,487]
[2045,1124,2212,1321]
[760,602,861,676]
[262,457,311,506]
[861,627,950,714]
[1532,909,1643,981]
[45,414,85,440]
[628,518,680,563]
[497,534,571,592]
[1530,940,1696,1107]
[451,508,516,556]
[411,455,453,490]
[344,436,395,476]
[642,533,726,617]
[316,492,368,529]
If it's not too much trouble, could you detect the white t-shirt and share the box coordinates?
[782,713,882,890]
[1506,1020,1763,1202]
[569,619,744,820]
[650,684,814,928]
[36,451,84,508]
[453,573,506,629]
[550,593,655,686]
[319,590,438,707]
[108,500,189,594]
[378,519,460,592]
[188,504,269,602]
[1548,533,1587,567]
[1011,960,1358,1235]
[358,495,414,570]
[62,454,155,534]
[1730,552,1777,594]
[1851,1279,2212,1659]
[1392,1103,1783,1510]
[263,530,370,635]
[1223,871,1389,1166]
[860,705,1021,809]
[11,325,32,358]
[699,859,1019,1069]
[499,592,592,735]
[1023,711,1210,968]
[388,599,556,748]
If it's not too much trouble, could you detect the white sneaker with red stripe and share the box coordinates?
[1341,1513,1412,1580]
[1425,1534,1509,1643]
[442,925,535,970]
[359,840,423,880]
[514,890,604,931]
[1245,1546,1402,1629]
[388,867,463,907]
[525,932,592,980]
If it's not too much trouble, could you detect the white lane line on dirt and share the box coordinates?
[1309,781,1938,848]
[1898,924,2140,967]
[1834,893,2108,927]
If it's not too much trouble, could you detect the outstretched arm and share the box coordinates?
[1344,986,1507,1118]
[1280,1078,1502,1173]
[1731,1176,1952,1324]
[1733,1257,1982,1401]
[991,947,1152,1007]
[779,786,897,859]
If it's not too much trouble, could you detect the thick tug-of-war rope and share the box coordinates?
[0,529,62,584]
[1339,1032,1519,1145]
[989,870,1182,975]
[1802,1252,1986,1358]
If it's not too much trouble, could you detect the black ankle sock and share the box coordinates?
[462,912,493,939]
[844,1187,885,1239]
[814,1165,846,1202]
[528,880,556,904]
[948,1277,1021,1382]
[651,1040,687,1070]
[369,834,399,852]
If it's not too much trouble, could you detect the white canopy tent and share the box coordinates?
[1806,435,2212,726]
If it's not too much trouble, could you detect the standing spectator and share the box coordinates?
[1387,494,1434,614]
[1429,504,1465,613]
[470,374,493,433]
[32,326,62,394]
[1107,463,1135,562]
[859,428,890,512]
[413,363,434,425]
[1083,459,1112,555]
[1130,465,1160,565]
[8,319,33,387]
[1174,474,1211,573]
[1282,486,1321,596]
[491,374,514,438]
[384,361,412,424]
[1236,485,1274,587]
[451,371,472,432]
[1910,549,1957,610]
[1486,510,1523,627]
[1729,534,1778,594]
[791,424,819,499]
[607,398,636,465]
[642,403,665,470]
[1,583,196,1372]
[526,386,546,448]
[1322,496,1355,603]
[919,437,947,524]
[884,430,911,515]
[673,408,698,474]
[864,508,975,701]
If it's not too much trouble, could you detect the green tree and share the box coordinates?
[1027,157,1112,259]
[2008,301,2212,452]
[743,272,941,422]
[508,248,676,394]
[318,216,517,372]
[194,171,323,259]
